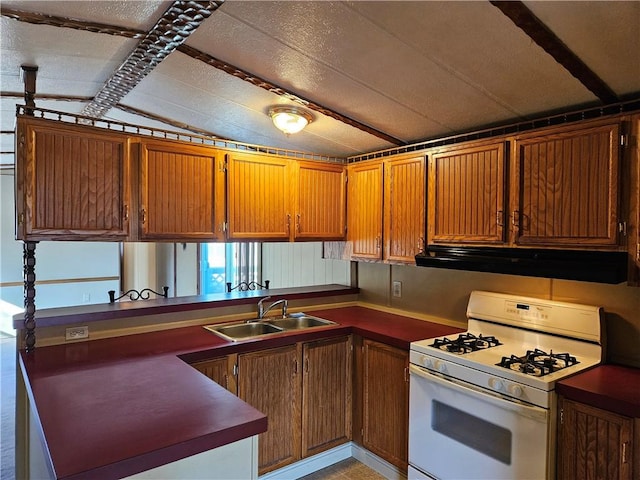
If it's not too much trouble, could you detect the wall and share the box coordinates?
[0,175,120,332]
[262,242,351,288]
[358,262,640,368]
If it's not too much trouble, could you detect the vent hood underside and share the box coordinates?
[415,246,628,284]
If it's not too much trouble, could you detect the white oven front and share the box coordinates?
[409,363,550,480]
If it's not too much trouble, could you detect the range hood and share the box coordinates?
[415,245,628,284]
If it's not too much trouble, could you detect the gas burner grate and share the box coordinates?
[496,348,579,377]
[430,333,502,355]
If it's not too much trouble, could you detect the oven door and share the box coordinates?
[409,363,549,480]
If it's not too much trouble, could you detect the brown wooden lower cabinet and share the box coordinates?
[191,335,414,474]
[302,336,352,457]
[191,354,237,394]
[557,395,635,480]
[238,344,302,474]
[356,337,409,470]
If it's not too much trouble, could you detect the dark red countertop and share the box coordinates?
[21,305,463,480]
[556,364,640,418]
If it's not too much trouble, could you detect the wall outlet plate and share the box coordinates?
[65,326,89,341]
[392,281,402,298]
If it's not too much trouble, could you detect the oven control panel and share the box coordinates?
[505,301,550,321]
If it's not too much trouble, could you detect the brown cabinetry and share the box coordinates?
[428,142,506,245]
[138,140,225,240]
[191,336,352,475]
[191,354,237,394]
[347,160,384,259]
[347,155,426,263]
[295,161,346,240]
[558,396,635,480]
[237,344,301,474]
[384,155,426,262]
[302,336,352,457]
[226,152,293,241]
[356,338,409,470]
[512,122,621,247]
[15,116,130,241]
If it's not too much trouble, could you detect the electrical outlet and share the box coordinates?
[65,326,89,341]
[392,281,402,298]
[82,293,91,303]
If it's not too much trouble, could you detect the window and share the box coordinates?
[200,243,262,294]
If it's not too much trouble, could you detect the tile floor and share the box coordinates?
[299,457,386,480]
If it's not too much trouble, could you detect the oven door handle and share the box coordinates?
[409,364,547,422]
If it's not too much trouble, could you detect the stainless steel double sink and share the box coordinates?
[204,313,337,342]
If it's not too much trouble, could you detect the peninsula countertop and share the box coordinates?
[20,305,464,479]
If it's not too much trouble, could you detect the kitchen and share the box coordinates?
[1,1,640,480]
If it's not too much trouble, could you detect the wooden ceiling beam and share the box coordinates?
[491,1,618,104]
[1,6,404,146]
[80,1,225,119]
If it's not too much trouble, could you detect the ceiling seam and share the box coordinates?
[0,5,403,146]
[490,1,618,104]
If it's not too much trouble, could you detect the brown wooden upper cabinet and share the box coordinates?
[15,116,131,241]
[347,155,426,262]
[138,140,225,241]
[428,120,623,250]
[512,121,621,248]
[428,141,506,245]
[226,152,293,241]
[347,160,384,260]
[294,161,346,241]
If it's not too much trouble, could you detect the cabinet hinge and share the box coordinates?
[618,221,627,236]
[620,133,628,147]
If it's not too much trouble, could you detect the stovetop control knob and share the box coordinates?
[420,355,433,369]
[488,377,504,392]
[434,360,447,373]
[508,384,523,397]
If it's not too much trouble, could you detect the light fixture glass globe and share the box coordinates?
[268,106,313,135]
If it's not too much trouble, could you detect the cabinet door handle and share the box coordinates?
[141,208,146,224]
[286,214,291,234]
[123,204,129,222]
[293,359,298,375]
[375,235,381,250]
[417,236,425,254]
[496,210,503,227]
[296,214,301,233]
[511,210,520,228]
[622,441,629,464]
[304,358,309,373]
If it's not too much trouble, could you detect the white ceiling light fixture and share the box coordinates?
[268,106,314,135]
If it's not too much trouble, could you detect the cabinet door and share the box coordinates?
[238,345,301,474]
[295,161,346,240]
[513,123,620,247]
[191,355,237,394]
[347,161,383,259]
[302,336,352,457]
[384,155,426,262]
[428,142,506,244]
[558,396,633,480]
[361,339,409,470]
[15,116,130,240]
[226,153,292,240]
[139,141,224,240]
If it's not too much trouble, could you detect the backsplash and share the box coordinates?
[357,262,640,368]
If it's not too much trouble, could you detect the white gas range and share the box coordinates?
[408,290,604,480]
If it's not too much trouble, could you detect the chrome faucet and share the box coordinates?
[257,296,288,319]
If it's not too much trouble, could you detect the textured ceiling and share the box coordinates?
[1,0,639,167]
